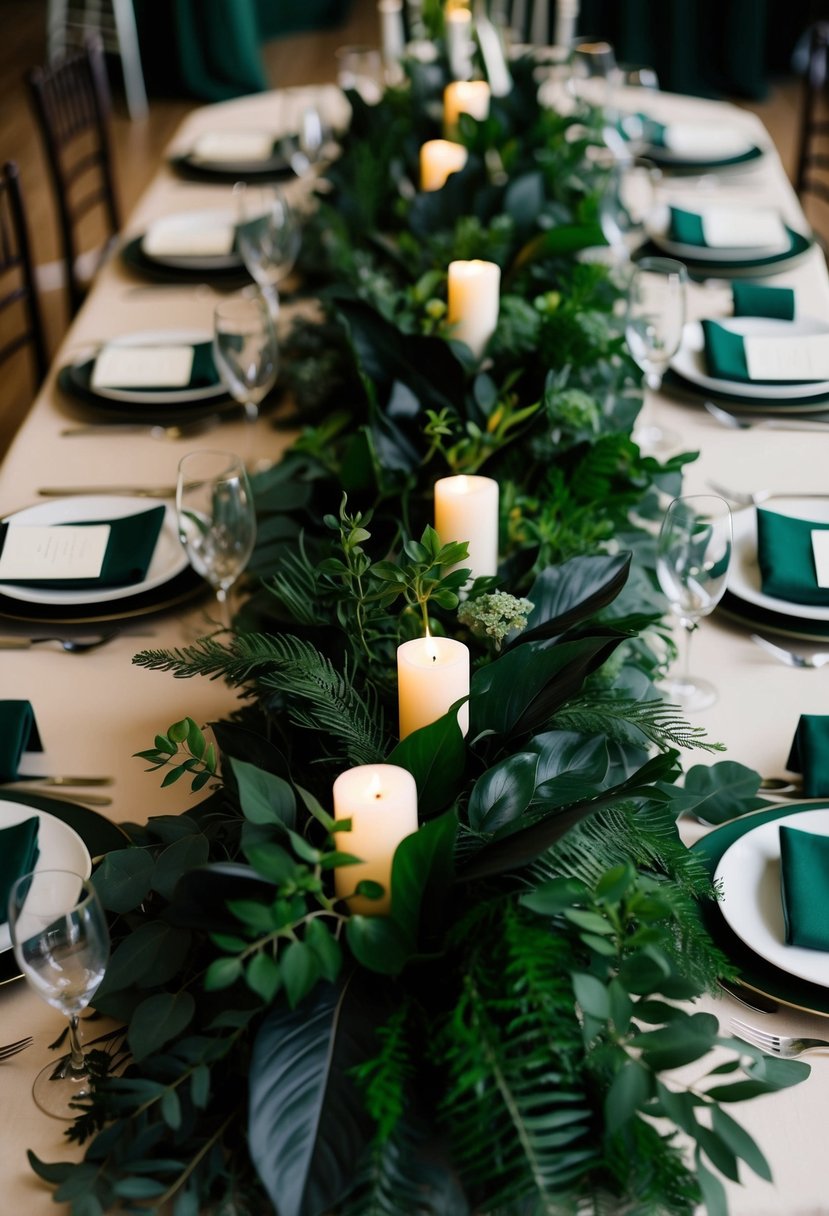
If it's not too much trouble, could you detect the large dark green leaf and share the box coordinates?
[226,757,296,829]
[525,731,611,812]
[347,808,457,975]
[468,753,538,833]
[677,761,769,826]
[457,752,679,882]
[508,222,605,279]
[387,711,466,817]
[509,553,632,648]
[248,973,393,1216]
[166,863,275,933]
[211,720,292,780]
[128,992,195,1063]
[470,631,627,740]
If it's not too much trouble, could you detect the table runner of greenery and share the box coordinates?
[31,35,809,1216]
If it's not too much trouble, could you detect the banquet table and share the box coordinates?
[1,78,829,1216]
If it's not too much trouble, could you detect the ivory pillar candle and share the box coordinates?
[434,474,499,581]
[443,80,490,136]
[420,139,468,191]
[445,6,474,80]
[447,259,500,359]
[397,636,470,739]
[333,763,418,915]
[378,0,406,84]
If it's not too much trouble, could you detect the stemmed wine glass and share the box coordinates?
[8,869,110,1120]
[176,450,257,629]
[213,290,278,435]
[234,183,302,319]
[656,494,733,712]
[596,152,660,266]
[625,255,687,455]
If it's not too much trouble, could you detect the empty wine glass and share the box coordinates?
[656,495,732,712]
[213,291,278,429]
[625,255,687,455]
[234,183,302,319]
[176,450,257,629]
[8,869,109,1119]
[288,105,331,176]
[596,152,659,265]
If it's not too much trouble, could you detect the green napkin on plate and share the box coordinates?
[732,282,795,321]
[669,206,706,246]
[0,701,43,782]
[756,509,829,607]
[0,817,40,927]
[0,505,165,590]
[780,823,829,948]
[89,342,218,393]
[700,319,812,384]
[786,716,829,798]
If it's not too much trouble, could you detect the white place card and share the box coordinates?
[0,525,110,581]
[701,208,787,249]
[744,333,829,382]
[142,221,235,258]
[811,531,829,589]
[663,123,752,160]
[92,345,195,390]
[191,130,275,164]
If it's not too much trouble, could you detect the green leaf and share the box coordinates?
[281,940,321,1008]
[160,1087,182,1130]
[247,952,282,1003]
[112,1177,168,1199]
[92,849,154,913]
[520,877,591,916]
[248,974,390,1216]
[244,840,298,885]
[305,918,342,983]
[191,1063,210,1109]
[711,1106,772,1181]
[152,834,210,901]
[510,553,632,647]
[205,957,243,991]
[96,922,191,997]
[695,1148,729,1216]
[605,1059,650,1135]
[572,972,610,1020]
[128,992,196,1063]
[468,752,538,833]
[387,710,466,816]
[509,222,605,278]
[26,1152,77,1185]
[227,757,296,828]
[681,761,768,825]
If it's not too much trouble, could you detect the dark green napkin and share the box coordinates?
[732,282,795,320]
[756,509,829,607]
[89,342,218,393]
[786,716,829,798]
[0,505,165,590]
[0,817,39,928]
[668,207,706,246]
[0,701,42,782]
[780,824,829,948]
[701,319,812,384]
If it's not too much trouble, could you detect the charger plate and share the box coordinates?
[0,566,206,626]
[671,318,829,401]
[0,791,127,988]
[692,802,829,1017]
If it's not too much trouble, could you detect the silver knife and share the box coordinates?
[37,485,176,498]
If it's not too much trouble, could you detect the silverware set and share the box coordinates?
[731,1018,829,1058]
[0,1037,33,1062]
[704,401,829,433]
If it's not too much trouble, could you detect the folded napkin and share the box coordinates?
[190,130,277,165]
[0,817,40,927]
[732,282,795,321]
[700,319,816,384]
[0,701,42,782]
[90,342,218,393]
[668,205,787,251]
[0,505,165,590]
[756,509,829,607]
[780,823,829,948]
[786,715,829,798]
[628,117,749,160]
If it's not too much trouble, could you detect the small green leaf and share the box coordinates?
[711,1106,772,1181]
[160,1087,182,1130]
[695,1150,729,1216]
[228,758,296,828]
[605,1059,650,1134]
[161,766,186,788]
[521,877,591,916]
[191,1063,210,1109]
[128,992,196,1062]
[305,919,342,983]
[572,972,610,1020]
[186,719,206,759]
[205,957,243,991]
[152,834,210,901]
[112,1177,168,1199]
[281,940,321,1008]
[168,719,190,744]
[226,899,279,932]
[92,849,154,914]
[247,952,282,1003]
[26,1152,76,1185]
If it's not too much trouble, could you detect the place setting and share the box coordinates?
[627,113,766,173]
[120,208,253,287]
[168,105,333,184]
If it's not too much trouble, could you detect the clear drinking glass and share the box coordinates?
[213,291,278,426]
[596,153,660,264]
[8,869,109,1120]
[625,255,688,454]
[656,495,733,712]
[176,450,257,629]
[234,184,302,319]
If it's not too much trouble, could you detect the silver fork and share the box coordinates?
[731,1018,829,1058]
[0,1036,33,1061]
[751,633,829,669]
[704,401,829,433]
[0,632,122,653]
[706,479,829,508]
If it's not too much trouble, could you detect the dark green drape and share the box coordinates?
[135,0,352,102]
[573,0,819,99]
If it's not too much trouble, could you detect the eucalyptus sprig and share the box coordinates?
[133,716,218,793]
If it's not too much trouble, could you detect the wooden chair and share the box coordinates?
[0,161,48,385]
[26,35,121,318]
[795,21,829,250]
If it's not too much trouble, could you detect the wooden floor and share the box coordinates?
[0,0,804,453]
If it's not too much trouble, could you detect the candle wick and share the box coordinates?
[375,792,382,800]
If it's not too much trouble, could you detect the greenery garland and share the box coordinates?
[30,28,809,1216]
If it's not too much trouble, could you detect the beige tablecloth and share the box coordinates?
[1,82,829,1215]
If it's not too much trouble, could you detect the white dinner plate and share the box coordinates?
[647,204,792,262]
[0,800,91,954]
[139,209,242,270]
[728,496,829,623]
[68,329,226,406]
[715,809,829,987]
[0,496,187,607]
[670,318,829,401]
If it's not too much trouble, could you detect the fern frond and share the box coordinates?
[552,692,724,754]
[264,540,330,627]
[339,1115,469,1216]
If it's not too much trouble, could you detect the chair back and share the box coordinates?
[27,34,121,317]
[795,21,829,250]
[0,161,48,385]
